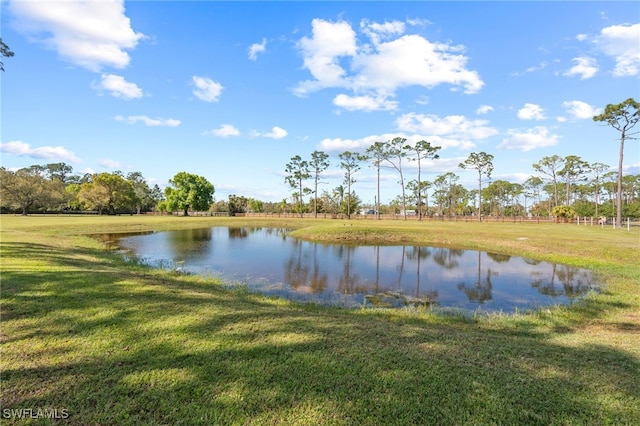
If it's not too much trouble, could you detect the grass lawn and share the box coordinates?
[1,215,639,425]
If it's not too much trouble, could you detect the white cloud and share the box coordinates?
[497,127,559,152]
[562,100,602,120]
[99,158,121,169]
[354,35,483,93]
[624,161,640,175]
[496,172,532,185]
[525,61,549,73]
[210,124,240,137]
[395,113,499,141]
[94,74,143,99]
[192,76,223,102]
[294,19,358,95]
[318,130,478,154]
[594,23,640,77]
[0,140,80,163]
[415,96,429,105]
[360,19,406,45]
[564,57,598,79]
[476,105,494,115]
[517,103,546,120]
[294,18,483,111]
[248,38,267,60]
[576,34,588,42]
[317,136,372,152]
[333,93,398,112]
[263,126,288,139]
[115,115,180,127]
[9,0,144,71]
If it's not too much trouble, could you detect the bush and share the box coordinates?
[551,205,577,223]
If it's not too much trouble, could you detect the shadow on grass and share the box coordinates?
[2,241,639,425]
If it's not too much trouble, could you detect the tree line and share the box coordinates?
[282,144,640,222]
[0,165,216,217]
[0,164,162,215]
[281,98,639,225]
[2,154,638,221]
[1,99,637,224]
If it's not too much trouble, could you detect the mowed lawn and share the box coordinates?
[1,215,639,425]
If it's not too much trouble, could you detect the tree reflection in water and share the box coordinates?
[284,239,328,293]
[457,251,495,304]
[432,247,463,269]
[108,227,600,314]
[531,264,595,297]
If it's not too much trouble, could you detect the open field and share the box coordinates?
[1,215,639,425]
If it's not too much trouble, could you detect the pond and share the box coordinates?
[98,226,600,314]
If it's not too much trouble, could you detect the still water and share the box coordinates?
[103,227,599,314]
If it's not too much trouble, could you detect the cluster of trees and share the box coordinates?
[0,164,165,215]
[284,138,442,220]
[282,98,639,225]
[282,150,640,221]
[2,99,637,225]
[3,157,639,221]
[0,165,217,217]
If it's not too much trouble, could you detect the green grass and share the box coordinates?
[1,215,639,425]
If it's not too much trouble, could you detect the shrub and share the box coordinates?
[551,205,577,223]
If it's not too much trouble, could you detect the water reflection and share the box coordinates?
[457,252,494,303]
[531,263,595,298]
[284,240,329,294]
[99,227,599,314]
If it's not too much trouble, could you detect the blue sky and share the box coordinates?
[1,1,639,205]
